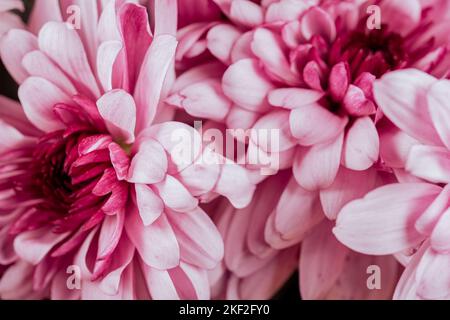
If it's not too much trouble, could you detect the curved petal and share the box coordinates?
[18,77,69,132]
[334,183,441,255]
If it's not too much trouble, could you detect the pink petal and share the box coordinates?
[125,209,180,269]
[0,29,37,84]
[167,207,224,269]
[154,175,198,212]
[140,264,179,300]
[135,184,164,227]
[207,24,241,64]
[251,28,299,85]
[342,117,380,171]
[169,262,210,299]
[415,184,450,235]
[38,22,100,99]
[273,177,322,241]
[268,88,324,109]
[252,110,297,152]
[380,0,421,35]
[290,103,347,146]
[96,211,125,261]
[22,50,77,96]
[334,183,441,255]
[134,34,177,132]
[374,69,440,145]
[18,77,69,132]
[214,162,255,209]
[406,145,450,184]
[320,167,378,220]
[116,3,153,92]
[97,90,136,144]
[0,96,40,136]
[430,207,450,252]
[97,40,122,92]
[222,59,274,112]
[300,7,336,42]
[427,80,450,149]
[14,227,68,265]
[229,0,263,28]
[379,122,420,168]
[166,79,231,121]
[329,62,350,102]
[293,133,344,191]
[139,122,202,172]
[128,138,167,184]
[300,220,350,300]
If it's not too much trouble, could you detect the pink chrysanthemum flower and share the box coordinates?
[334,69,450,300]
[0,0,254,300]
[168,0,450,299]
[0,0,24,36]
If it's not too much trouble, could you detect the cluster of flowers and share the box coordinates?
[0,0,449,300]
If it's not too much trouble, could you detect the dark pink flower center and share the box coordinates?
[2,96,130,256]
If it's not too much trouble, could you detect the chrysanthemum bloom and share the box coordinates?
[0,0,254,299]
[167,0,449,298]
[0,0,24,36]
[334,69,450,300]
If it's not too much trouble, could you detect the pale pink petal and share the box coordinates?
[166,79,231,121]
[379,122,420,168]
[268,88,324,109]
[127,138,167,184]
[0,29,38,84]
[222,59,274,112]
[300,7,336,42]
[14,227,69,265]
[167,207,223,269]
[274,177,320,239]
[290,103,347,146]
[18,77,70,132]
[342,117,380,171]
[97,90,136,144]
[22,50,77,96]
[97,40,122,92]
[170,262,210,299]
[125,208,180,269]
[207,24,242,64]
[406,145,450,184]
[427,80,450,149]
[135,184,164,226]
[134,35,177,131]
[430,208,450,252]
[252,110,297,152]
[415,184,450,235]
[320,167,378,220]
[334,183,441,255]
[380,0,421,35]
[153,175,199,212]
[251,28,299,85]
[214,162,255,209]
[300,220,350,300]
[374,69,440,145]
[293,133,344,191]
[38,22,100,99]
[229,0,264,28]
[140,264,179,300]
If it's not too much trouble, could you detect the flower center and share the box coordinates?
[331,26,407,80]
[4,97,130,237]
